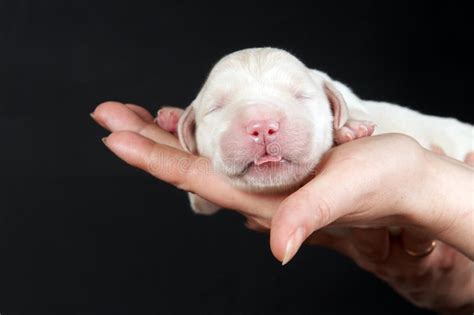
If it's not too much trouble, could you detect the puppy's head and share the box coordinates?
[178,48,348,192]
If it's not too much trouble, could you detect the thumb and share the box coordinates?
[270,169,359,265]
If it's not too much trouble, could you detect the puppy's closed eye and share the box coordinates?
[206,105,222,115]
[205,95,228,115]
[294,91,314,101]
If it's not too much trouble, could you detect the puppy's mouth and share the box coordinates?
[237,155,291,176]
[254,154,282,165]
[221,152,314,191]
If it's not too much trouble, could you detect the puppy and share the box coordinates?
[156,48,474,215]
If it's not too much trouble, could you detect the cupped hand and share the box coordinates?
[91,101,283,230]
[92,102,474,313]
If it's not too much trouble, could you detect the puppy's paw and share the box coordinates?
[154,107,184,134]
[189,193,220,215]
[464,151,474,166]
[334,119,375,144]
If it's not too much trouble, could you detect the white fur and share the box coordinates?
[310,69,473,161]
[182,48,473,214]
[192,49,333,189]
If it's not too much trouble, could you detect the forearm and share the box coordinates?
[416,149,474,260]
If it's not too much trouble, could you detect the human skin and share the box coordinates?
[92,101,474,313]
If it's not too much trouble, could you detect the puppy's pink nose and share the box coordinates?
[246,120,280,143]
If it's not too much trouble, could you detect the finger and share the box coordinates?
[104,131,282,217]
[270,161,363,265]
[351,228,390,262]
[400,227,437,258]
[93,101,147,131]
[93,101,180,149]
[124,103,154,122]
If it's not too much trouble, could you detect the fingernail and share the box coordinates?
[101,137,107,144]
[282,227,305,266]
[90,112,96,120]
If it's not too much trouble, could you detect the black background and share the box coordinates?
[0,1,472,314]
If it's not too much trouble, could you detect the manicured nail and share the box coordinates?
[101,137,107,144]
[282,227,305,266]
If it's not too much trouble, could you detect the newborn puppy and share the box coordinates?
[157,48,474,214]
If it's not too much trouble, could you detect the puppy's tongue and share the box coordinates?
[254,155,282,166]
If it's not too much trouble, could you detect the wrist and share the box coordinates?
[409,149,474,259]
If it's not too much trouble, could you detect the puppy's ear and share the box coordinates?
[177,105,198,154]
[323,81,349,130]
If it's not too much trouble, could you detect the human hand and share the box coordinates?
[265,118,474,313]
[91,101,284,231]
[92,101,474,313]
[269,131,474,263]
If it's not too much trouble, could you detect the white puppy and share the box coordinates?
[156,48,474,214]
